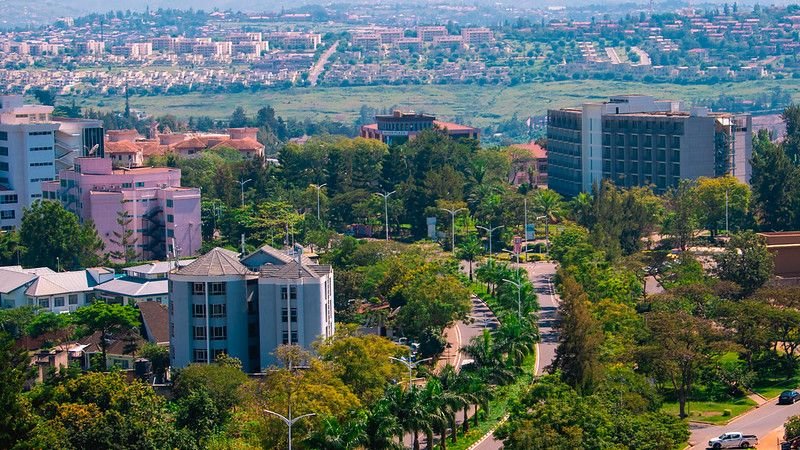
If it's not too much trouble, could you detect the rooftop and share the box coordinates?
[25,271,95,297]
[174,247,252,277]
[94,278,168,297]
[138,301,169,345]
[259,261,332,280]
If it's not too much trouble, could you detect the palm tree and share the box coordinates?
[304,413,367,450]
[570,191,593,226]
[404,386,432,450]
[494,315,539,367]
[456,235,483,282]
[364,399,403,450]
[453,371,492,433]
[533,188,563,250]
[435,366,467,445]
[462,330,514,386]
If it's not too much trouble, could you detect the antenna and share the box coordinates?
[241,233,246,255]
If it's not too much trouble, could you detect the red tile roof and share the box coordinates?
[512,142,547,159]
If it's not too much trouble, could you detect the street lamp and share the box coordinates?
[389,356,433,386]
[440,207,465,252]
[263,408,316,450]
[237,178,252,206]
[476,224,504,261]
[374,190,396,241]
[503,277,523,319]
[502,248,520,267]
[310,183,326,221]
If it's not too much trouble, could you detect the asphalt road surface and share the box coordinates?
[472,261,561,450]
[689,399,800,449]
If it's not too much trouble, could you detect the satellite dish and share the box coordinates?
[86,144,99,156]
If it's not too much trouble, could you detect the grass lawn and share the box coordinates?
[752,373,800,399]
[661,397,758,424]
[71,78,800,129]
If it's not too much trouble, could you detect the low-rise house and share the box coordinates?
[94,260,193,305]
[25,267,114,313]
[138,300,170,346]
[0,267,39,308]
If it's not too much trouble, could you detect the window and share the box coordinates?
[248,322,258,337]
[657,135,666,148]
[671,136,680,148]
[166,199,174,208]
[135,182,145,188]
[192,283,205,295]
[0,210,15,220]
[282,307,298,322]
[211,304,226,317]
[167,214,174,223]
[0,131,7,140]
[193,326,207,340]
[54,297,65,307]
[0,146,6,155]
[210,283,226,295]
[193,349,208,363]
[38,298,49,308]
[0,162,8,171]
[630,135,638,146]
[29,146,53,152]
[211,326,227,340]
[28,131,52,136]
[0,195,17,204]
[193,304,206,318]
[281,331,298,344]
[280,286,297,300]
[122,183,132,189]
[69,294,78,305]
[643,135,652,147]
[29,162,53,167]
[166,229,174,238]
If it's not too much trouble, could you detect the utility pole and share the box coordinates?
[263,406,316,450]
[476,224,504,261]
[535,215,549,254]
[237,178,252,206]
[440,207,465,253]
[389,356,432,387]
[524,197,529,262]
[503,277,523,319]
[725,188,730,237]
[374,190,396,241]
[310,183,326,221]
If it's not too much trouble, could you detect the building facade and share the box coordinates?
[42,157,201,261]
[0,95,60,229]
[546,95,752,196]
[360,111,480,145]
[168,246,334,373]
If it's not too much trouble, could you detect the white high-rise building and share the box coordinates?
[0,96,60,230]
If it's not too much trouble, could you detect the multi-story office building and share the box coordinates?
[547,95,751,196]
[53,118,105,171]
[41,157,201,261]
[168,245,334,372]
[0,95,60,230]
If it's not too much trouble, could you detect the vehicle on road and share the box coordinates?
[779,390,800,404]
[708,432,758,449]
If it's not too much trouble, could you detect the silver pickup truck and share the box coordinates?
[708,432,758,449]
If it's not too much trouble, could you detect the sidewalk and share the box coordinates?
[437,321,462,371]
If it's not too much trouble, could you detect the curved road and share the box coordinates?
[472,261,561,450]
[689,399,800,449]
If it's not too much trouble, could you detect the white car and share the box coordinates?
[708,432,758,449]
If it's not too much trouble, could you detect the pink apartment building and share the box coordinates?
[42,157,201,261]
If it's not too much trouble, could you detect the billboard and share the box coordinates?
[525,223,535,241]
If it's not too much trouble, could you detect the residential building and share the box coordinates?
[360,110,480,145]
[0,266,39,308]
[138,300,170,346]
[41,157,201,261]
[417,26,448,42]
[0,95,60,229]
[24,267,114,313]
[759,232,800,278]
[104,128,264,164]
[168,245,334,373]
[94,260,193,305]
[546,95,752,196]
[461,27,494,45]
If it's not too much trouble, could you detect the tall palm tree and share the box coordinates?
[305,413,367,450]
[456,235,483,282]
[435,366,467,445]
[453,371,492,433]
[570,191,593,226]
[403,386,432,450]
[462,330,514,385]
[533,188,563,250]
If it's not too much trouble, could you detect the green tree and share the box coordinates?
[456,234,483,281]
[72,302,140,363]
[229,106,249,128]
[0,230,24,266]
[0,332,34,448]
[108,208,138,263]
[714,231,774,296]
[19,200,106,270]
[786,415,800,441]
[662,180,700,251]
[25,311,73,343]
[173,361,248,422]
[694,175,751,235]
[140,343,170,383]
[750,129,800,231]
[550,273,604,393]
[532,188,563,248]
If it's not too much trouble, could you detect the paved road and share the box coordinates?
[473,261,561,450]
[606,47,622,64]
[689,399,800,449]
[631,46,651,65]
[308,41,338,86]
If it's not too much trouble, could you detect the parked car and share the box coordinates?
[779,390,800,405]
[708,432,758,449]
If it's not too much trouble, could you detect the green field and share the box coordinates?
[661,397,758,424]
[77,78,800,128]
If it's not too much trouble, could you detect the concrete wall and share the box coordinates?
[679,116,716,180]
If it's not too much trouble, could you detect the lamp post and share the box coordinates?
[263,408,316,450]
[310,183,326,221]
[476,224,504,261]
[440,207,465,252]
[389,356,432,386]
[503,277,523,319]
[374,190,396,241]
[237,178,252,206]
